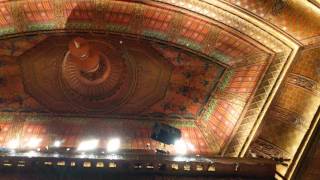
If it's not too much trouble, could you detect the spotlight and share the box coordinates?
[77,139,99,151]
[26,138,42,149]
[107,138,121,153]
[174,139,187,155]
[53,140,62,147]
[7,139,19,150]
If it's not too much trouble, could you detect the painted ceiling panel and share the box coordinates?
[224,0,320,44]
[0,0,298,157]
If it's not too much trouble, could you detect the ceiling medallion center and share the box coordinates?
[62,37,124,98]
[21,35,173,115]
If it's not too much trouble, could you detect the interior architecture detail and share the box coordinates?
[0,0,319,179]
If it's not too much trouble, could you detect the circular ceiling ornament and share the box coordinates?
[20,35,172,115]
[61,37,124,98]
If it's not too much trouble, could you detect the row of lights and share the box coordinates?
[6,138,121,153]
[6,138,195,155]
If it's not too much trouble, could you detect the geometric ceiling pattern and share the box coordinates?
[0,0,282,156]
[0,0,319,178]
[0,0,296,155]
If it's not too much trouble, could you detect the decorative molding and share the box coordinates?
[224,52,295,157]
[309,0,320,8]
[250,138,290,159]
[270,106,308,130]
[287,73,320,95]
[232,52,270,68]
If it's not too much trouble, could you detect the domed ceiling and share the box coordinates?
[0,1,319,178]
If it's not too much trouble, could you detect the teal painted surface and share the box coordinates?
[106,24,129,33]
[28,23,55,31]
[176,38,202,51]
[0,27,15,36]
[218,70,234,91]
[210,50,231,64]
[142,30,168,40]
[66,22,93,29]
[203,98,217,122]
[0,113,14,121]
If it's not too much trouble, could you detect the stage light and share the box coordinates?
[174,139,187,155]
[77,139,99,151]
[106,138,120,153]
[7,139,19,149]
[25,150,38,157]
[26,138,42,149]
[53,140,62,147]
[173,156,196,162]
[79,152,86,158]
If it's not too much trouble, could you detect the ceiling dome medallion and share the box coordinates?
[62,37,125,98]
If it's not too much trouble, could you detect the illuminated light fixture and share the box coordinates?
[106,138,121,153]
[79,152,86,158]
[26,138,42,149]
[53,140,62,147]
[173,156,196,162]
[7,139,20,149]
[25,150,38,157]
[174,139,187,155]
[77,139,99,151]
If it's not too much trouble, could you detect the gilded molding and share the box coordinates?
[250,138,290,159]
[287,73,320,96]
[232,52,270,68]
[224,52,294,157]
[270,106,308,130]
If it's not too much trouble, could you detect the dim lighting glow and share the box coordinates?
[26,138,42,149]
[77,139,99,151]
[174,139,187,155]
[7,139,20,149]
[106,138,121,153]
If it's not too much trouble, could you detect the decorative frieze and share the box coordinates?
[287,73,319,96]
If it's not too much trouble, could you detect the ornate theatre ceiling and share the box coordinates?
[0,0,319,178]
